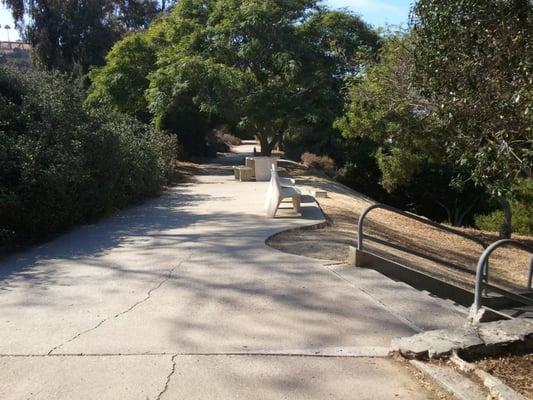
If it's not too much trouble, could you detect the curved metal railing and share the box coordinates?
[357,204,487,272]
[472,239,533,315]
[357,203,533,320]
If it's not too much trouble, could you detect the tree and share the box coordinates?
[283,9,380,159]
[410,0,533,237]
[85,29,161,122]
[336,35,486,226]
[147,0,314,156]
[145,0,378,155]
[1,0,167,74]
[3,25,11,44]
[87,0,378,156]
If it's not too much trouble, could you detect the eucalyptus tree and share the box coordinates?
[410,0,533,237]
[0,0,172,74]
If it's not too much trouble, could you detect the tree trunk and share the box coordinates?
[455,198,478,227]
[436,201,453,226]
[498,197,512,239]
[256,134,271,156]
[437,198,477,227]
[256,133,279,156]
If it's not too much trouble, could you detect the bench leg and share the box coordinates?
[273,200,281,217]
[292,196,301,213]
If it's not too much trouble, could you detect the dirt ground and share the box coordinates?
[268,165,533,292]
[475,353,533,398]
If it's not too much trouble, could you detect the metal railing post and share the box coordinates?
[357,204,381,251]
[472,239,533,315]
[527,255,533,290]
[356,203,533,319]
[474,246,494,314]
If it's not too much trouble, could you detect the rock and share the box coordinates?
[392,327,483,359]
[426,327,483,358]
[393,318,533,360]
[391,335,431,358]
[310,190,327,198]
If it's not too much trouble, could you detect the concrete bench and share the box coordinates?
[265,165,301,217]
[233,166,253,181]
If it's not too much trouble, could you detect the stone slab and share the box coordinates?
[474,368,528,400]
[477,318,533,345]
[393,319,533,359]
[392,327,483,359]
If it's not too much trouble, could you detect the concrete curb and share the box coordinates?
[408,346,529,400]
[410,359,487,400]
[449,354,528,400]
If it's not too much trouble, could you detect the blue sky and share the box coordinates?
[0,0,413,41]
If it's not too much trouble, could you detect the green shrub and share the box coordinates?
[0,65,177,248]
[475,179,533,236]
[335,139,388,201]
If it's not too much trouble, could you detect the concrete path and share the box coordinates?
[0,148,440,399]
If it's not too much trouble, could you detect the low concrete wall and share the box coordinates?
[348,246,474,307]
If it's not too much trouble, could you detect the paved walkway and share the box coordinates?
[0,148,440,399]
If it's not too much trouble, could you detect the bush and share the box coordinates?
[336,139,388,201]
[0,65,177,248]
[203,126,243,156]
[475,179,533,235]
[204,130,229,155]
[215,131,242,147]
[301,152,336,174]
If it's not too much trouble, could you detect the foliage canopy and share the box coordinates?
[1,0,175,73]
[339,1,533,235]
[0,65,176,247]
[87,0,379,155]
[410,0,533,199]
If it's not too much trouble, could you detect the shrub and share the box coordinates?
[0,65,177,249]
[215,132,242,147]
[301,152,336,174]
[475,179,533,236]
[336,139,388,201]
[204,130,229,155]
[203,126,243,156]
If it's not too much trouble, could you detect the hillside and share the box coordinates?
[268,165,533,292]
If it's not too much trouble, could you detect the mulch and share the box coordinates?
[475,353,533,398]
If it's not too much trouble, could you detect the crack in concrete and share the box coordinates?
[155,354,177,400]
[47,255,191,356]
[1,348,391,358]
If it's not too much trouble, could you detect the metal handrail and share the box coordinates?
[357,203,487,252]
[472,239,533,314]
[357,203,533,319]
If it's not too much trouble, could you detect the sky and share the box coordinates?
[0,0,413,41]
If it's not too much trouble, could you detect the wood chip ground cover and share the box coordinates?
[475,353,533,398]
[268,167,533,291]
